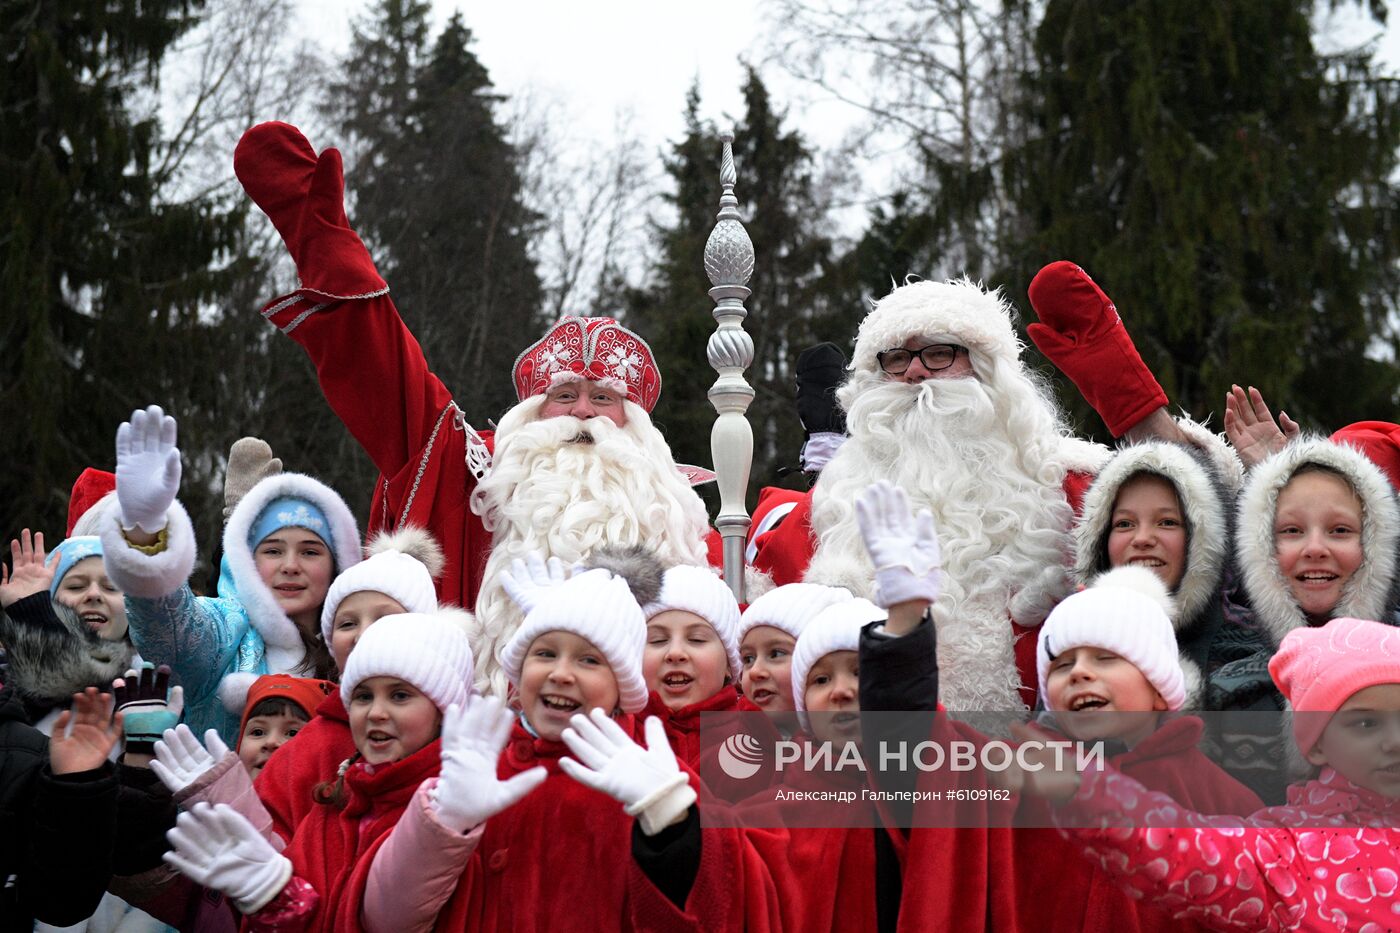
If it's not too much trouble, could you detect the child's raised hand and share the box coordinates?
[115,404,182,535]
[0,529,55,609]
[432,696,546,833]
[151,724,229,794]
[1224,384,1299,470]
[560,711,695,835]
[164,803,292,914]
[855,481,942,609]
[113,662,185,757]
[49,688,123,775]
[499,552,572,614]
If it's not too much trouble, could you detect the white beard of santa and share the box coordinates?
[805,358,1078,712]
[468,393,712,698]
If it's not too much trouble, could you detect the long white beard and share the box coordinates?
[806,372,1075,711]
[469,398,711,697]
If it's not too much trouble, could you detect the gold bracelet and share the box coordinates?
[122,527,169,556]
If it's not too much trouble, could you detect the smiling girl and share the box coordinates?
[100,406,361,744]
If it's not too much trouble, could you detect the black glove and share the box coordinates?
[795,342,848,436]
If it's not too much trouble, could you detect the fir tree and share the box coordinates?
[326,4,543,424]
[1,0,242,541]
[1004,0,1400,432]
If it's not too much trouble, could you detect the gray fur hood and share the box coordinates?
[0,596,135,703]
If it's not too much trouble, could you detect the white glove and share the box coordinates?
[115,405,182,534]
[164,803,292,914]
[431,697,547,833]
[499,552,572,614]
[151,725,229,795]
[560,710,695,836]
[855,480,942,608]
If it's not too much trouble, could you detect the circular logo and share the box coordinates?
[717,732,765,780]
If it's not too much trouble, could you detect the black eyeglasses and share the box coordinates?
[876,344,964,375]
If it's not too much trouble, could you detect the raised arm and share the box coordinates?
[234,122,459,479]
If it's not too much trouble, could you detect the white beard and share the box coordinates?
[469,397,711,697]
[806,371,1076,712]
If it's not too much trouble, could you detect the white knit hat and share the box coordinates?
[499,568,649,713]
[1035,566,1185,711]
[321,528,444,644]
[791,597,886,730]
[739,583,855,643]
[340,612,474,713]
[642,564,742,678]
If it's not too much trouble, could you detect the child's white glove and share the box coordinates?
[151,724,229,795]
[164,803,292,914]
[560,710,695,836]
[499,552,572,614]
[855,480,943,608]
[115,405,182,534]
[432,697,547,833]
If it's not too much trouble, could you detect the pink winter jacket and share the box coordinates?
[361,779,483,933]
[1056,765,1400,932]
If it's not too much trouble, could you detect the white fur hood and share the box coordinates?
[1074,422,1239,631]
[1237,437,1400,649]
[220,472,362,672]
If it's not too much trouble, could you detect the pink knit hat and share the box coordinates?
[1268,617,1400,755]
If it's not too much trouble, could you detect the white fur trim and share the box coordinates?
[1179,653,1204,710]
[851,278,1023,375]
[1237,437,1400,649]
[743,565,777,603]
[218,671,262,715]
[546,370,630,398]
[70,491,118,538]
[1053,436,1112,475]
[1073,440,1230,630]
[99,499,198,599]
[1174,415,1245,494]
[223,472,362,658]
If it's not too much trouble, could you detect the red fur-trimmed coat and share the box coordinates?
[430,718,782,932]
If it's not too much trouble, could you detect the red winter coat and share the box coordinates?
[256,691,356,844]
[430,718,782,933]
[264,291,495,611]
[262,737,442,933]
[747,474,1094,707]
[898,716,1263,933]
[1057,765,1400,932]
[739,750,879,932]
[644,685,742,767]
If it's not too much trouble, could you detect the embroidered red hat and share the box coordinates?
[513,316,661,412]
[67,468,116,536]
[1331,421,1400,491]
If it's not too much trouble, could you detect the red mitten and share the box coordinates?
[234,123,386,300]
[233,122,317,255]
[1026,261,1167,437]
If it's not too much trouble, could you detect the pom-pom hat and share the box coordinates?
[499,568,650,713]
[340,612,474,714]
[1035,566,1186,711]
[321,527,444,644]
[642,565,743,678]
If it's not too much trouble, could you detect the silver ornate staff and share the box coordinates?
[704,131,756,600]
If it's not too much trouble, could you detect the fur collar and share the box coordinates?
[1075,433,1234,632]
[0,599,135,702]
[1237,437,1400,649]
[221,472,361,674]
